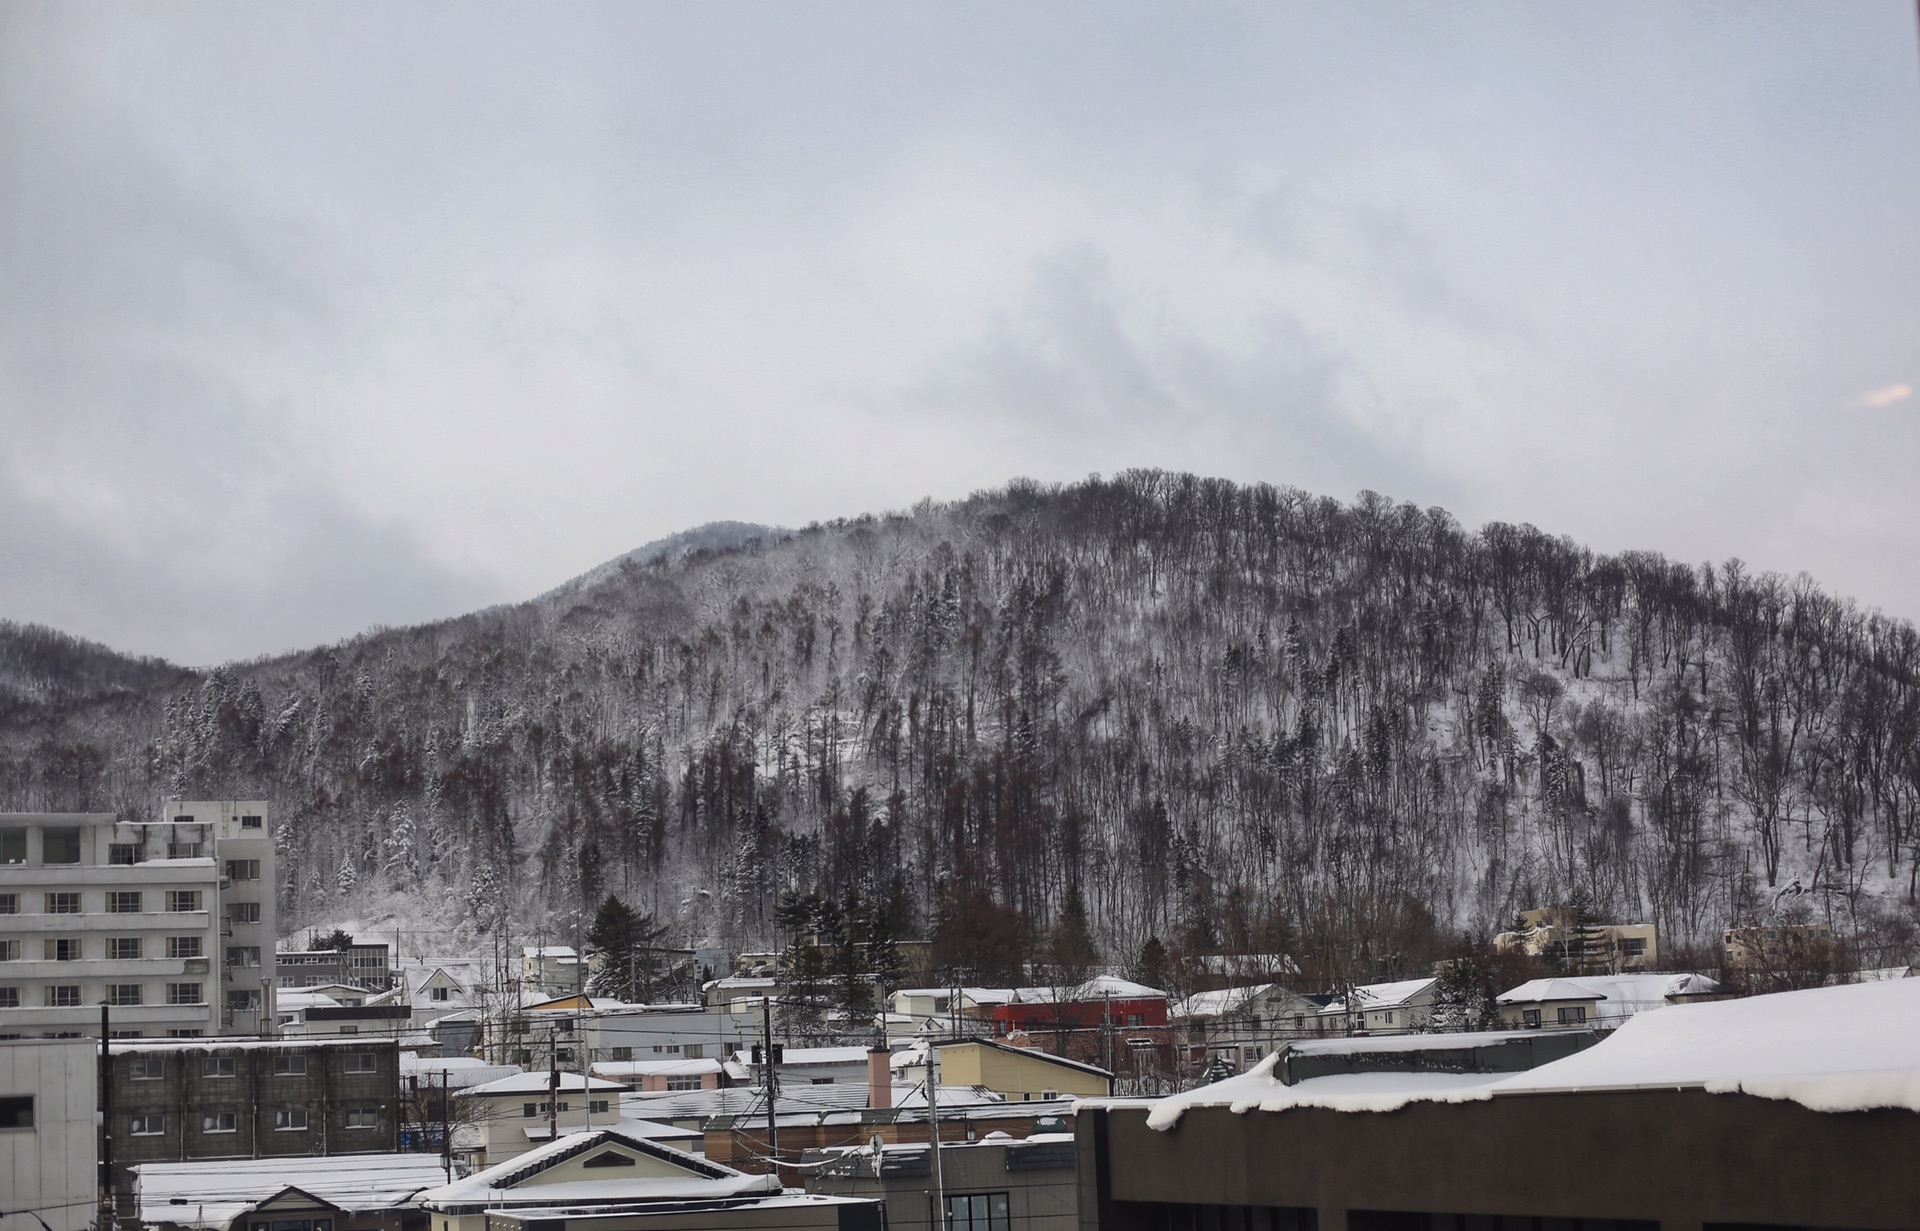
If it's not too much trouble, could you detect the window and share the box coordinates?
[167,983,203,1006]
[344,1107,377,1129]
[240,814,263,829]
[203,1056,236,1077]
[225,859,260,881]
[0,941,17,961]
[41,827,81,864]
[45,892,81,914]
[167,1029,203,1038]
[0,893,17,914]
[109,843,139,865]
[583,1150,635,1167]
[811,1077,834,1085]
[108,891,143,913]
[108,985,144,1006]
[166,891,202,913]
[941,1192,1011,1231]
[1557,1006,1588,1025]
[110,937,143,960]
[130,1113,165,1135]
[46,986,81,1007]
[609,1045,632,1061]
[273,1054,307,1076]
[226,990,261,1011]
[344,1052,377,1073]
[131,1055,164,1080]
[337,1025,359,1035]
[1618,937,1648,956]
[172,814,196,825]
[110,1030,143,1039]
[1522,1009,1542,1028]
[274,1108,309,1131]
[590,1098,610,1114]
[229,902,260,924]
[429,985,450,1001]
[167,936,203,959]
[683,1044,705,1059]
[665,1075,703,1091]
[45,938,81,961]
[0,829,24,864]
[523,1103,539,1118]
[202,1111,237,1133]
[0,988,17,1008]
[1126,1014,1145,1027]
[0,1096,34,1129]
[227,946,261,968]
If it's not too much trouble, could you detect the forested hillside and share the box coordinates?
[3,473,1917,984]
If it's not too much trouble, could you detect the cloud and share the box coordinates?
[1859,384,1913,409]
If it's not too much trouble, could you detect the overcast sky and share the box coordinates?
[3,3,1918,665]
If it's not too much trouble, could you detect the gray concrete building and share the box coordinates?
[808,1134,1080,1231]
[0,1038,98,1231]
[0,802,277,1039]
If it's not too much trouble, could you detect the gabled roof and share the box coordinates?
[1348,977,1439,1009]
[939,1036,1116,1081]
[416,1126,774,1208]
[133,1154,448,1230]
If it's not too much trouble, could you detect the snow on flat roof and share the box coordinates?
[1285,1030,1544,1057]
[593,1058,722,1077]
[728,1045,871,1065]
[1497,972,1723,1009]
[464,1070,628,1095]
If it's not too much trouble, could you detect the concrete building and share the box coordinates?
[0,1038,98,1231]
[1075,979,1920,1231]
[808,1133,1079,1231]
[1497,907,1660,972]
[0,802,276,1039]
[584,1003,762,1065]
[277,940,394,992]
[455,1068,627,1168]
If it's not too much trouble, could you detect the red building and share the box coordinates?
[989,975,1170,1036]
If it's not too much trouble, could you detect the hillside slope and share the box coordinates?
[2,473,1915,982]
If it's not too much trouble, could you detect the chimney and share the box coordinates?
[868,1045,892,1110]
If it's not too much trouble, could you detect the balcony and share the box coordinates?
[0,909,213,933]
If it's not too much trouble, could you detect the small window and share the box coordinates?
[46,938,82,961]
[1557,1006,1587,1025]
[0,1096,32,1129]
[665,1075,703,1091]
[230,902,261,924]
[0,830,25,865]
[227,946,261,968]
[226,990,261,1011]
[167,1029,203,1038]
[130,1113,165,1135]
[41,827,81,864]
[110,937,143,960]
[942,1191,1011,1231]
[609,1046,632,1061]
[582,1151,636,1168]
[167,936,203,959]
[0,892,16,914]
[590,1099,610,1114]
[430,985,450,1001]
[344,1107,377,1129]
[273,1054,307,1076]
[172,814,196,824]
[683,1044,705,1059]
[131,1055,165,1080]
[202,1111,237,1133]
[240,815,263,829]
[45,892,81,915]
[0,941,16,962]
[109,1030,143,1039]
[1522,1008,1542,1028]
[225,859,260,881]
[203,1056,237,1077]
[0,988,18,1008]
[109,843,139,865]
[343,1052,377,1073]
[108,891,143,914]
[108,984,144,1006]
[274,1108,309,1131]
[166,891,203,913]
[46,986,81,1008]
[167,983,203,1006]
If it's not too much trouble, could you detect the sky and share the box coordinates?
[3,3,1918,665]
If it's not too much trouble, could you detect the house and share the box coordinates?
[0,802,277,1039]
[522,946,585,996]
[414,1125,781,1231]
[1171,983,1325,1070]
[585,1004,761,1066]
[593,1057,725,1092]
[724,1043,877,1086]
[806,1132,1079,1231]
[899,1037,1113,1102]
[988,976,1169,1047]
[0,1038,97,1231]
[277,941,394,992]
[1722,922,1836,972]
[701,975,782,1011]
[1074,978,1920,1231]
[888,987,1014,1031]
[1317,977,1437,1035]
[132,1153,449,1231]
[274,985,416,1040]
[456,1068,629,1168]
[1495,971,1727,1031]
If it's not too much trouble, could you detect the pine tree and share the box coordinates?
[585,894,671,1002]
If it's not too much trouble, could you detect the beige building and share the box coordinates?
[0,802,276,1040]
[1497,908,1659,972]
[914,1038,1112,1101]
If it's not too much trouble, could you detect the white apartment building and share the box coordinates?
[0,802,277,1039]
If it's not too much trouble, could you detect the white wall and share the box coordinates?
[0,1038,98,1231]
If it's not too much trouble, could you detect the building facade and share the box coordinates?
[0,1038,98,1231]
[0,802,276,1039]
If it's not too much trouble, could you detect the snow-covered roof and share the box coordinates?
[401,1056,524,1088]
[1348,977,1438,1009]
[593,1058,723,1078]
[134,1153,449,1229]
[1496,972,1725,1024]
[107,1036,395,1054]
[1133,978,1920,1128]
[610,1116,704,1142]
[417,1126,770,1208]
[524,945,579,959]
[1173,985,1275,1020]
[1495,978,1605,1004]
[728,1045,872,1066]
[463,1070,628,1096]
[1010,975,1168,1004]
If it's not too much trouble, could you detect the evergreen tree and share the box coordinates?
[585,894,671,1002]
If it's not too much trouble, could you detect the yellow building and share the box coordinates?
[931,1038,1112,1101]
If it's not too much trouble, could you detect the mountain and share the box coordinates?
[2,473,1916,987]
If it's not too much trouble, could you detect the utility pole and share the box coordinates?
[760,996,780,1173]
[440,1068,452,1183]
[547,1025,559,1142]
[926,1042,945,1227]
[99,1003,113,1231]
